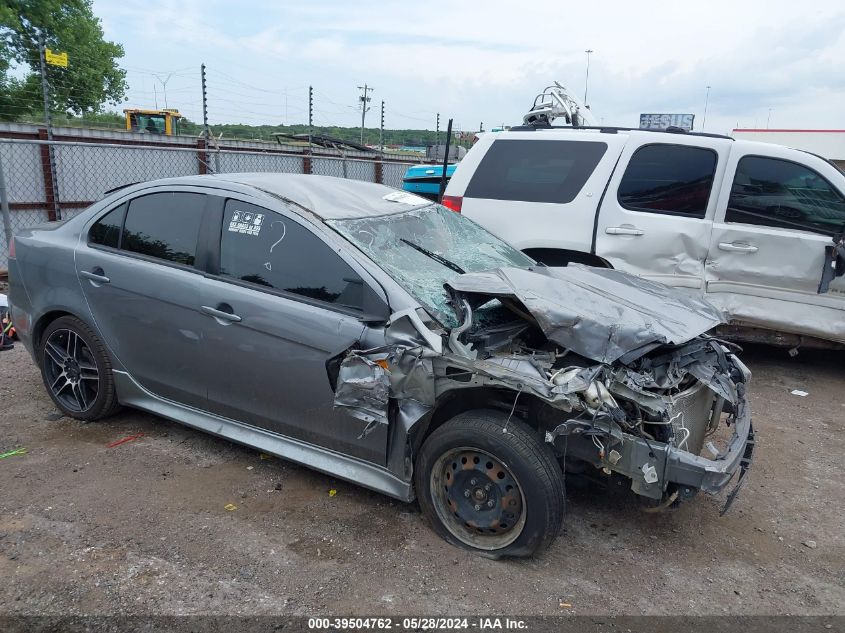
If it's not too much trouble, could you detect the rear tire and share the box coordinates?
[415,409,565,558]
[39,316,121,421]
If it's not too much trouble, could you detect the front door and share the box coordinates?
[595,140,727,291]
[75,191,211,408]
[199,198,389,465]
[705,148,845,341]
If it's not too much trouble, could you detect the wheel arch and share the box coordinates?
[32,309,75,352]
[409,387,552,456]
[523,248,613,269]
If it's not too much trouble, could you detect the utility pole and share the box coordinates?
[583,49,594,107]
[766,108,772,129]
[379,100,385,154]
[435,112,440,148]
[479,122,483,132]
[38,32,61,220]
[358,84,373,145]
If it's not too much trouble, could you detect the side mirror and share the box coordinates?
[818,231,845,294]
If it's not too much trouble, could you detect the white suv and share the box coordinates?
[443,126,845,347]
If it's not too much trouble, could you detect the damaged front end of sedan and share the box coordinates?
[332,263,755,513]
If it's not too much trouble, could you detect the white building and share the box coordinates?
[731,129,845,170]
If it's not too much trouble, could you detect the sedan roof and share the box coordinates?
[163,173,431,220]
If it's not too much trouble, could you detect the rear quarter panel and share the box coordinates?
[8,217,98,359]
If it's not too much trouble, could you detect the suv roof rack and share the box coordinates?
[509,123,734,141]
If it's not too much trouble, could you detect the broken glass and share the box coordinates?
[328,204,534,326]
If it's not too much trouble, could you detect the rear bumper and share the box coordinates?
[6,257,36,357]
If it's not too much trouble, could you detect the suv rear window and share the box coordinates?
[464,139,607,203]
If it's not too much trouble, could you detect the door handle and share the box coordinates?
[201,305,242,323]
[80,269,110,284]
[605,226,644,236]
[718,242,758,253]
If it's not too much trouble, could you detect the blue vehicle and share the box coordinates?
[402,163,458,201]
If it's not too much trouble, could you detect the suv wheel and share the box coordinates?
[415,410,565,558]
[39,316,121,421]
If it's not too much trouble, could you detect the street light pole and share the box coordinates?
[583,49,593,106]
[155,73,173,109]
[702,85,711,131]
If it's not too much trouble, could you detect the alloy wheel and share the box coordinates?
[42,329,100,413]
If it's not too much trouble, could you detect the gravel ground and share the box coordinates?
[0,340,843,616]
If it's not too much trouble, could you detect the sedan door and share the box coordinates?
[705,147,845,342]
[198,197,390,465]
[75,190,212,408]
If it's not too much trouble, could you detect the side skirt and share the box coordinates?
[112,370,414,502]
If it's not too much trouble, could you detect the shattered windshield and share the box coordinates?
[328,204,535,325]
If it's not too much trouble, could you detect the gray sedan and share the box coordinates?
[7,174,755,557]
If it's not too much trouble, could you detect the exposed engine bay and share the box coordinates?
[332,264,755,513]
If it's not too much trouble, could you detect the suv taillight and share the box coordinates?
[7,237,14,259]
[441,195,463,213]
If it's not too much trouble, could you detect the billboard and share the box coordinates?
[639,113,695,131]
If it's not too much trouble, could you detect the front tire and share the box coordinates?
[415,410,565,558]
[39,316,120,421]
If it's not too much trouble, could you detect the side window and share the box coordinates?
[726,156,845,235]
[618,144,717,218]
[219,200,364,311]
[464,139,607,203]
[89,203,126,248]
[121,192,206,266]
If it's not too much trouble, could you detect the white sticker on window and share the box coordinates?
[228,210,264,236]
[382,191,427,205]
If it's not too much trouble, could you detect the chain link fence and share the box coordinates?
[0,137,421,270]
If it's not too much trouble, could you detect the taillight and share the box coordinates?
[7,237,14,259]
[441,195,463,213]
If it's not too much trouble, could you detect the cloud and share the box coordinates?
[94,0,845,132]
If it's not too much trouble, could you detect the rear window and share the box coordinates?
[464,139,607,203]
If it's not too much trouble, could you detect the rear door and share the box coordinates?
[198,196,390,465]
[595,137,729,290]
[705,146,845,341]
[451,133,624,253]
[75,189,212,408]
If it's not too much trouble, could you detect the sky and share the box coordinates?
[93,0,845,135]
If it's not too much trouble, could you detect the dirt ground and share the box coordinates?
[0,339,843,616]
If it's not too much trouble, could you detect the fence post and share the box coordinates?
[38,129,58,221]
[303,152,312,175]
[374,160,383,185]
[197,138,208,175]
[0,150,12,247]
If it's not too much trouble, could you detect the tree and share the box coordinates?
[0,0,127,121]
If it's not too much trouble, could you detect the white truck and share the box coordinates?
[443,121,845,348]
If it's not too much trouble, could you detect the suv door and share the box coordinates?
[75,190,212,408]
[199,196,390,465]
[595,139,727,290]
[705,148,845,342]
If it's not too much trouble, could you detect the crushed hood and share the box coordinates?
[445,264,724,363]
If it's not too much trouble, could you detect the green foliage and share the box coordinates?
[0,0,127,120]
[194,123,454,148]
